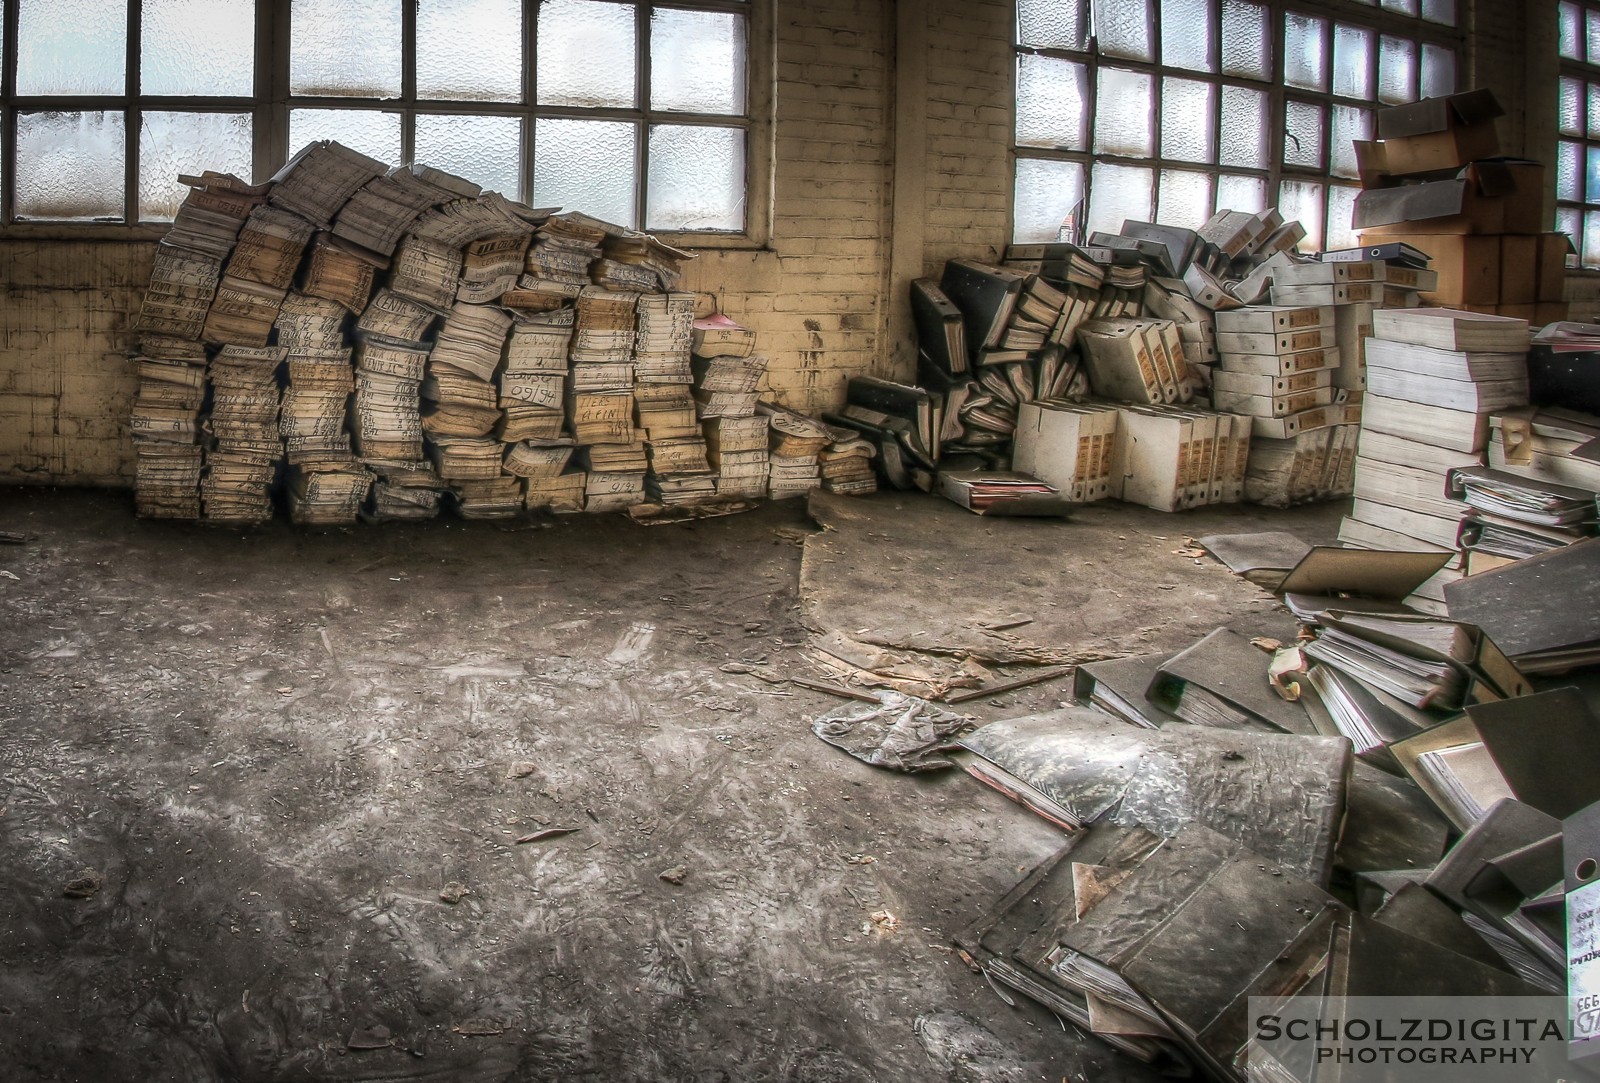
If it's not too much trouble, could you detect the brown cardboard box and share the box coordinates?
[1375,89,1505,176]
[1538,232,1573,302]
[1499,235,1539,305]
[1353,161,1545,236]
[1537,302,1571,325]
[1495,303,1539,321]
[1371,234,1500,304]
[1493,162,1548,234]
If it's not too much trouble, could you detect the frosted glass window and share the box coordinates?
[1420,44,1455,100]
[1086,163,1153,236]
[1587,8,1600,62]
[533,118,638,228]
[1585,210,1600,270]
[1284,101,1325,170]
[1161,79,1215,164]
[290,0,402,98]
[1278,180,1325,252]
[16,0,128,95]
[1157,170,1214,230]
[1379,36,1416,106]
[140,112,253,220]
[15,112,126,222]
[1563,78,1586,138]
[1216,174,1266,214]
[652,9,746,114]
[1283,14,1328,92]
[1557,208,1581,264]
[1560,141,1584,202]
[1325,186,1359,251]
[1017,56,1088,150]
[538,0,637,108]
[288,109,403,165]
[1589,84,1600,138]
[1380,0,1418,15]
[417,0,523,101]
[1421,0,1456,25]
[1093,68,1154,157]
[142,0,255,96]
[1330,106,1373,180]
[1561,2,1583,60]
[1218,85,1267,169]
[415,114,522,197]
[1332,25,1373,100]
[1018,0,1089,51]
[1587,146,1600,203]
[1093,0,1154,62]
[1013,159,1086,243]
[647,125,745,232]
[1160,0,1215,73]
[1220,0,1269,79]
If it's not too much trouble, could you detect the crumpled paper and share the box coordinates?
[811,690,975,772]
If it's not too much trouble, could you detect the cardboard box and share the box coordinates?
[1499,235,1539,305]
[1374,89,1505,176]
[1537,302,1570,325]
[1013,401,1121,502]
[1495,303,1539,321]
[1368,234,1499,304]
[1539,232,1572,303]
[1355,161,1545,236]
[1214,305,1334,333]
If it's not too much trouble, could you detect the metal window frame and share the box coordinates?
[0,0,771,247]
[1011,0,1464,249]
[1557,0,1600,268]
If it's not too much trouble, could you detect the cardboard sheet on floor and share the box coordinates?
[956,707,1349,883]
[1195,530,1314,589]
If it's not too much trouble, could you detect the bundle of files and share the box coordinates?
[691,315,766,420]
[1458,405,1600,571]
[825,376,941,492]
[129,338,208,518]
[201,345,285,522]
[759,402,830,498]
[818,426,878,495]
[1337,308,1531,610]
[352,339,429,465]
[302,233,384,314]
[702,415,770,500]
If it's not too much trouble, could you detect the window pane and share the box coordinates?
[16,0,127,95]
[15,111,126,221]
[1556,207,1581,266]
[533,118,637,228]
[1161,78,1215,163]
[1332,25,1373,100]
[648,125,745,232]
[1562,77,1585,138]
[1220,0,1270,79]
[1589,8,1600,64]
[652,9,746,114]
[1087,163,1153,236]
[1283,13,1328,92]
[291,0,402,97]
[142,0,254,96]
[1284,101,1325,169]
[538,0,637,108]
[1278,179,1325,252]
[1018,0,1089,50]
[1378,36,1416,106]
[415,114,521,197]
[1589,83,1600,138]
[1093,68,1154,157]
[1093,0,1153,62]
[1013,158,1085,243]
[1160,0,1215,72]
[1379,0,1418,15]
[1421,0,1456,25]
[1330,105,1372,179]
[1017,55,1088,150]
[417,0,522,101]
[1157,170,1214,230]
[289,108,402,164]
[1216,173,1266,214]
[1585,210,1600,269]
[1588,146,1600,204]
[1421,44,1455,100]
[1219,85,1267,169]
[1562,1,1583,60]
[1326,185,1359,251]
[1559,141,1584,202]
[140,112,253,220]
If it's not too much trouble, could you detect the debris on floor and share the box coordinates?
[657,865,689,886]
[61,868,103,899]
[810,690,974,773]
[438,881,470,905]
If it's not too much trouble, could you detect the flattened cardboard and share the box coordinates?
[1277,545,1454,600]
[1376,88,1505,140]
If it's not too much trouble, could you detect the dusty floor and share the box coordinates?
[0,487,1341,1083]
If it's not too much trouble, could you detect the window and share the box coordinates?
[1012,0,1462,251]
[1558,0,1600,267]
[0,0,758,238]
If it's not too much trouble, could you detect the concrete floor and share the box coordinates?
[0,487,1343,1083]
